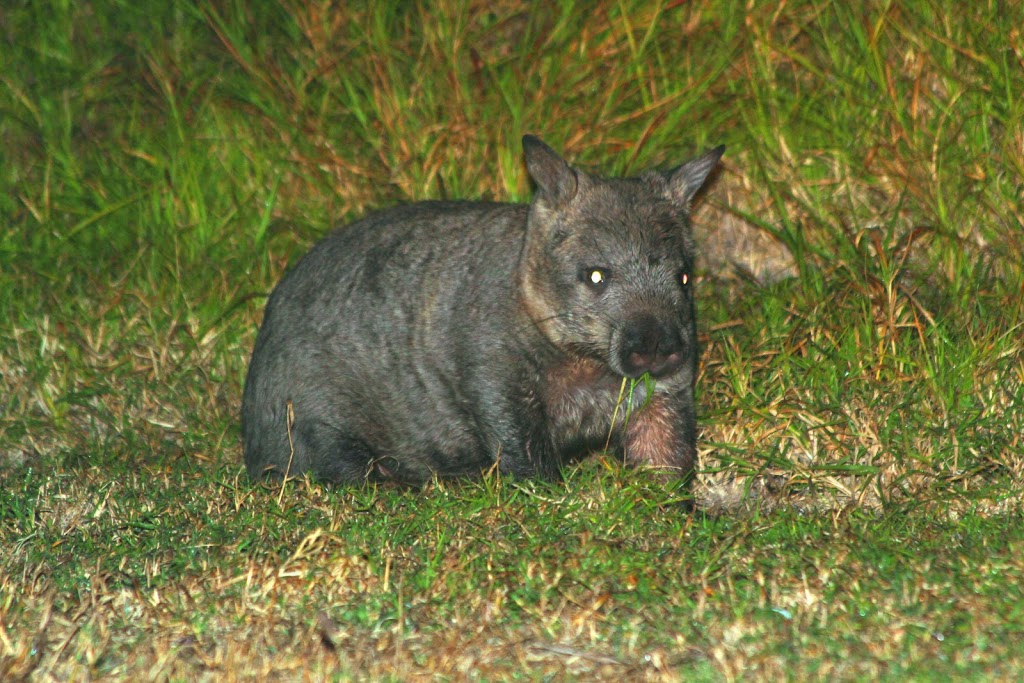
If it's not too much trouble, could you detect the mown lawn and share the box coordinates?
[2,1,1023,680]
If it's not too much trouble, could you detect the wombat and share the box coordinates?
[242,136,724,485]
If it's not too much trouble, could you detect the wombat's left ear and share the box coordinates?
[667,145,725,208]
[523,135,579,206]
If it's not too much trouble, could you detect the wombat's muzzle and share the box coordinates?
[615,314,687,379]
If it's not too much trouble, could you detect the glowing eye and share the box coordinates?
[681,273,690,286]
[580,267,609,290]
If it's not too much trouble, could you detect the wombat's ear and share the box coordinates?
[666,145,725,208]
[523,135,578,206]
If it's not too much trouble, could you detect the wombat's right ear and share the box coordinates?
[523,135,579,206]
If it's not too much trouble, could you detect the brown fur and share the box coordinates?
[623,396,691,474]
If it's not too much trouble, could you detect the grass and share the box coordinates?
[2,0,1023,679]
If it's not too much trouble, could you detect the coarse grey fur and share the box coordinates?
[241,136,724,485]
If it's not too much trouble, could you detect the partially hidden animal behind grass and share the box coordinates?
[242,136,724,486]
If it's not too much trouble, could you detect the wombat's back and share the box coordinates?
[241,201,531,483]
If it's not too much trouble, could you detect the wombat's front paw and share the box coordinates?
[622,396,696,478]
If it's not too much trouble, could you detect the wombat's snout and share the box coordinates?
[616,314,686,379]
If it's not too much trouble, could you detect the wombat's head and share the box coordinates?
[518,135,724,382]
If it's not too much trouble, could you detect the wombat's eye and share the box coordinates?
[680,272,690,286]
[580,267,609,290]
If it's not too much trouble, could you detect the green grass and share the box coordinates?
[2,0,1023,679]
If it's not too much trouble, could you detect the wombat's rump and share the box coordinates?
[242,136,723,485]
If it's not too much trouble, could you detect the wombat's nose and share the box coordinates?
[618,316,685,378]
